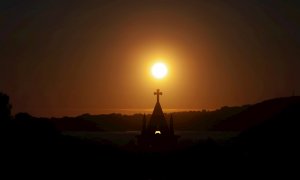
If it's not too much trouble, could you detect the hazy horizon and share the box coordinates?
[11,94,297,118]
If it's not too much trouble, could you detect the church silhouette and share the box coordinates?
[136,89,180,151]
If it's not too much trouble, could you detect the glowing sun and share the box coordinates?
[151,62,168,79]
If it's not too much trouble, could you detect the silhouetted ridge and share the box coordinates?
[232,101,300,150]
[47,106,249,132]
[224,98,300,172]
[213,96,300,131]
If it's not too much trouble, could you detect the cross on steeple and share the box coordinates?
[154,89,162,103]
[136,88,180,150]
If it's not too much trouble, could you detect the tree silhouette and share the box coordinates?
[0,92,12,121]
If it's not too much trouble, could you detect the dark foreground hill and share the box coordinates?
[213,96,300,131]
[1,94,299,179]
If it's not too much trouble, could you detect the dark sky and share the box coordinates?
[1,0,299,117]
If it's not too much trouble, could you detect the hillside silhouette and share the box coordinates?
[229,97,300,157]
[1,92,299,179]
[48,106,249,132]
[213,96,300,131]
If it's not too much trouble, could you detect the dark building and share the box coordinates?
[136,89,180,151]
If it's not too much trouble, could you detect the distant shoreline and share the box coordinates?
[13,108,213,118]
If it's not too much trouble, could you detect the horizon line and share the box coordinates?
[13,95,297,118]
[13,108,215,118]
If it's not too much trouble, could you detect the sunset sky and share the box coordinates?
[1,0,299,117]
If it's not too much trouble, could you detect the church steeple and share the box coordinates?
[147,89,169,135]
[136,89,180,151]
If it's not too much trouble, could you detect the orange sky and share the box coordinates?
[0,0,299,117]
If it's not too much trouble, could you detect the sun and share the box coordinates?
[151,62,168,79]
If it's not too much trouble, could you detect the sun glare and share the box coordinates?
[151,62,168,79]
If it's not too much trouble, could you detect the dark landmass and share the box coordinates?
[1,92,299,179]
[48,105,249,132]
[213,96,300,131]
